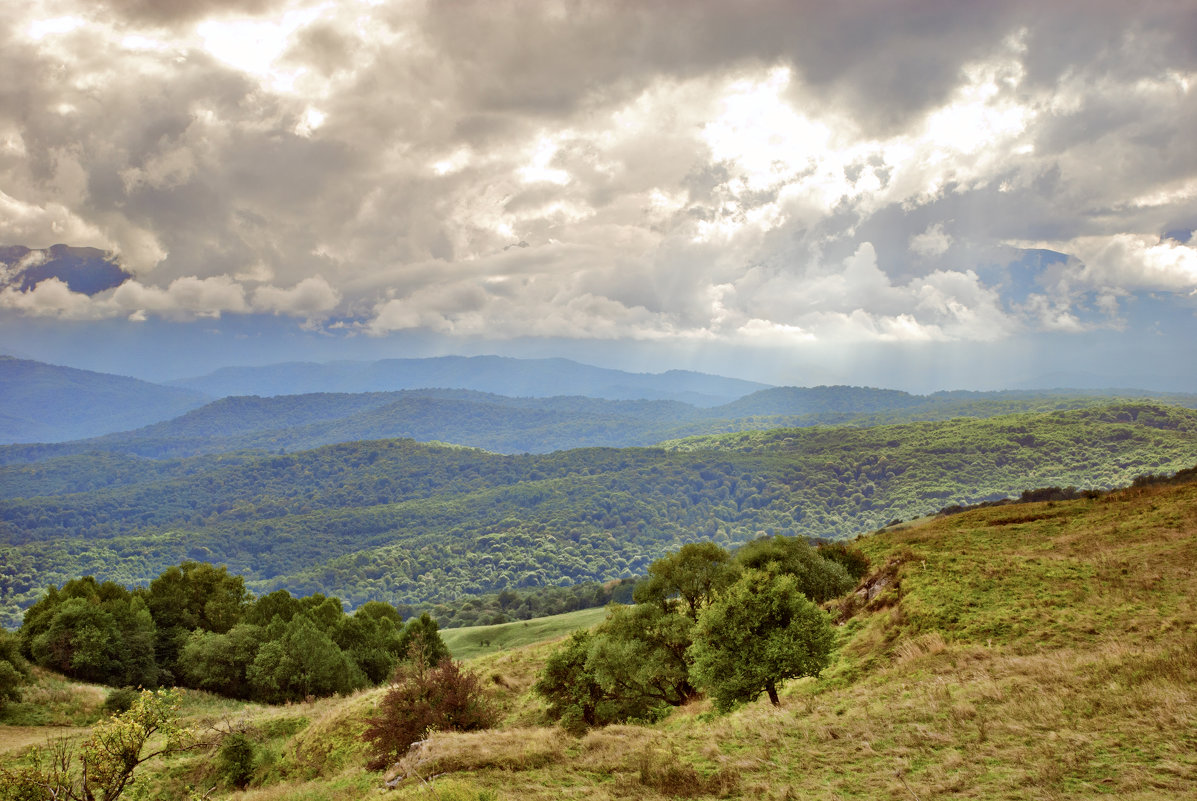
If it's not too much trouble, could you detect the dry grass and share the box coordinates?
[386,727,567,784]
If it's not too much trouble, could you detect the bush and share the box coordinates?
[217,732,256,789]
[362,656,497,771]
[102,686,139,716]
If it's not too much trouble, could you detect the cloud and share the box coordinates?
[910,223,953,258]
[252,275,340,317]
[0,0,1194,358]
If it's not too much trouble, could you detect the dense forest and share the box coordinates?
[2,402,1196,627]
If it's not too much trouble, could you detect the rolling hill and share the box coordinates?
[5,380,1197,463]
[1,402,1195,627]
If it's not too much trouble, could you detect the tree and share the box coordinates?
[362,655,496,771]
[533,629,628,733]
[816,541,871,581]
[333,601,405,684]
[0,689,191,801]
[178,623,263,699]
[25,592,157,688]
[146,562,249,682]
[688,570,834,711]
[396,612,450,664]
[735,535,855,602]
[0,630,30,712]
[633,542,740,620]
[587,602,697,713]
[247,614,364,703]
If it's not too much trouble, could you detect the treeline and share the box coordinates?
[3,403,1197,627]
[12,561,447,703]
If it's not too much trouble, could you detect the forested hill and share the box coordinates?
[0,390,705,463]
[6,383,1197,463]
[2,402,1196,628]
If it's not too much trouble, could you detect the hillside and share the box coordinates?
[5,381,1197,462]
[2,403,1196,627]
[3,471,1193,799]
[169,355,771,406]
[0,390,705,462]
[0,357,208,444]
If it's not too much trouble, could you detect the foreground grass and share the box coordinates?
[4,479,1195,799]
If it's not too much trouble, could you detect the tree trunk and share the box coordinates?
[765,679,779,706]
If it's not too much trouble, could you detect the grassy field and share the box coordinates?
[3,478,1195,799]
[440,606,610,660]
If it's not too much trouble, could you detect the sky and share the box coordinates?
[1,0,1195,391]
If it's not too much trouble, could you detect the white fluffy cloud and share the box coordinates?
[0,0,1194,355]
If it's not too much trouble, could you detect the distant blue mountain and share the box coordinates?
[0,356,208,443]
[169,355,770,406]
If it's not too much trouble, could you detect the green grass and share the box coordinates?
[440,607,610,660]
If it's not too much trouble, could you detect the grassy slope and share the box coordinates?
[4,478,1195,799]
[440,607,610,661]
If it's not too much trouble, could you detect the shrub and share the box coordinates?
[217,732,256,789]
[102,686,139,716]
[362,656,497,771]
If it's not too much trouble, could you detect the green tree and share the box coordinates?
[247,614,364,702]
[396,612,450,664]
[146,562,249,682]
[633,542,740,620]
[333,601,405,684]
[587,602,696,713]
[689,570,834,711]
[25,592,157,688]
[178,623,263,699]
[0,630,30,712]
[735,535,855,602]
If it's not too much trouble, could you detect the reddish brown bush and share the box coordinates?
[362,655,497,771]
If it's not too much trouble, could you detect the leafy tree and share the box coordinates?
[247,614,364,703]
[587,602,696,713]
[633,542,740,620]
[689,570,834,711]
[333,601,405,684]
[362,655,496,771]
[396,612,450,664]
[217,732,256,790]
[178,623,263,699]
[816,541,871,580]
[24,587,157,688]
[533,629,643,733]
[0,630,29,712]
[0,689,191,801]
[146,561,249,681]
[735,535,855,602]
